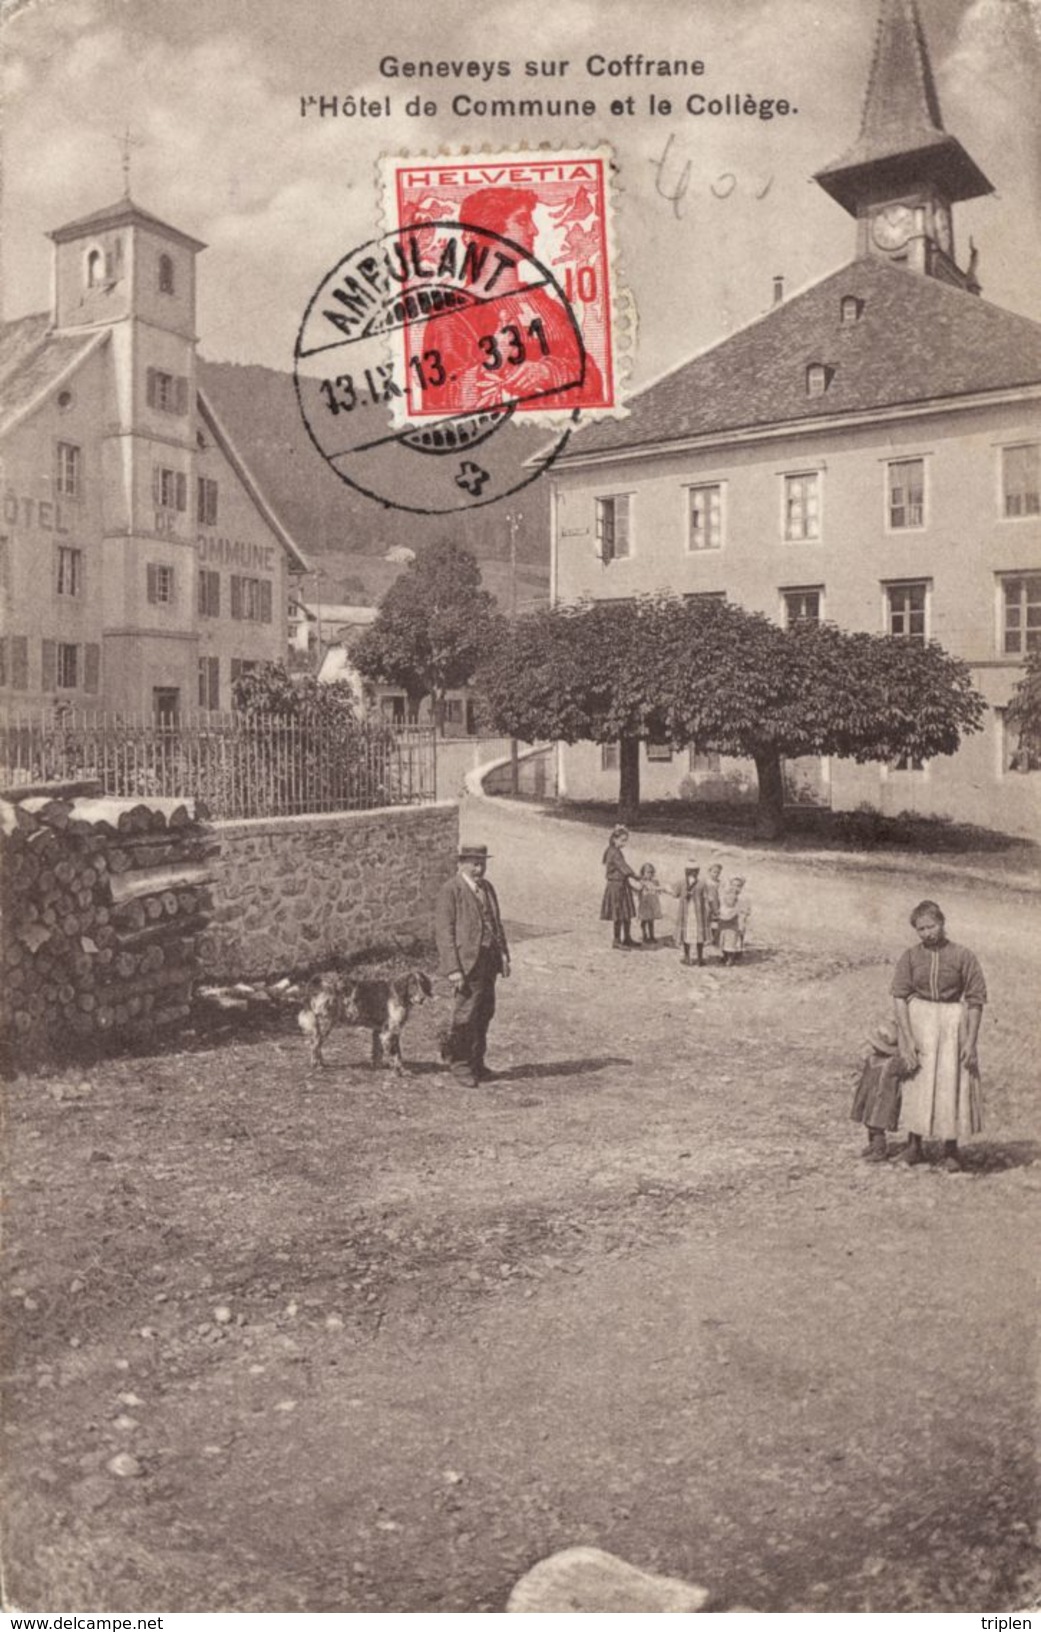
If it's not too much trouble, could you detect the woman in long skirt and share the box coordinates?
[891,899,987,1171]
[600,825,638,950]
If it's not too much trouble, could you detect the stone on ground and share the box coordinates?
[506,1546,710,1612]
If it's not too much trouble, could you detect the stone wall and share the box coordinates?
[199,802,459,980]
[478,745,557,800]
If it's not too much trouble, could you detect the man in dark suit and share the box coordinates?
[435,843,510,1087]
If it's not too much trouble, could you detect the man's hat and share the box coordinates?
[685,859,700,872]
[458,844,491,861]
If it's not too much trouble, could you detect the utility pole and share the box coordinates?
[312,569,325,676]
[506,511,521,793]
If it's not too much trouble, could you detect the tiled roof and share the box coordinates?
[0,312,107,439]
[293,602,378,627]
[48,197,206,253]
[561,258,1041,464]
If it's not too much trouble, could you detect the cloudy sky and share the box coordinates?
[2,0,1039,386]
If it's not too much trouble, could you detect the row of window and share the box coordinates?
[84,244,176,297]
[595,443,1041,558]
[198,658,268,710]
[0,636,100,692]
[601,722,1037,777]
[45,443,220,525]
[149,564,274,623]
[714,574,1039,654]
[40,547,271,624]
[0,641,258,701]
[152,469,220,523]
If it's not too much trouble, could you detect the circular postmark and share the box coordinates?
[293,220,588,515]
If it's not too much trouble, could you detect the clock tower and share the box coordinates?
[813,0,992,293]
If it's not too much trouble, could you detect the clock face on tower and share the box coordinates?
[871,203,915,250]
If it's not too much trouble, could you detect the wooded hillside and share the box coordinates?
[198,359,552,609]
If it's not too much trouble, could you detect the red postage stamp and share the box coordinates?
[382,149,616,422]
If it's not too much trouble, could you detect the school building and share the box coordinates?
[0,195,308,719]
[548,0,1041,836]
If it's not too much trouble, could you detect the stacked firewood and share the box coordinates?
[0,781,217,1065]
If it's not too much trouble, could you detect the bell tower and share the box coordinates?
[813,0,992,293]
[47,197,208,714]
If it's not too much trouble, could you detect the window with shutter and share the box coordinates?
[147,368,157,409]
[1002,445,1041,518]
[55,443,82,499]
[56,546,83,597]
[42,638,57,689]
[11,636,28,690]
[56,642,78,689]
[147,563,158,603]
[0,639,6,688]
[84,644,100,694]
[152,465,162,505]
[230,575,243,619]
[596,495,631,562]
[197,477,219,526]
[175,472,187,512]
[260,580,273,623]
[175,376,189,415]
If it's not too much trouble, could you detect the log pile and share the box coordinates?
[0,782,217,1066]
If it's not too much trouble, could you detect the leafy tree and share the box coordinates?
[232,662,358,721]
[1004,649,1041,771]
[229,662,396,813]
[475,597,676,822]
[352,540,504,731]
[476,596,987,835]
[662,601,987,835]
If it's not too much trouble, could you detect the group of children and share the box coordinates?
[600,826,751,965]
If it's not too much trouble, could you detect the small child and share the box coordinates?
[850,1018,910,1161]
[635,862,672,943]
[716,876,750,965]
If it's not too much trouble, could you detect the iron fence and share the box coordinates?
[0,709,436,819]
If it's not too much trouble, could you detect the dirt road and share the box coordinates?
[4,795,1039,1612]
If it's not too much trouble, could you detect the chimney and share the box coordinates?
[772,274,785,305]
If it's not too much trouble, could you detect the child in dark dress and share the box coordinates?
[850,1018,911,1161]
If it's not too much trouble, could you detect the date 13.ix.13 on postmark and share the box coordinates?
[293,148,618,515]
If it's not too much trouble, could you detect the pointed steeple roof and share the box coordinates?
[815,0,992,213]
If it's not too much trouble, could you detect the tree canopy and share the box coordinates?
[352,539,503,727]
[231,661,358,720]
[474,595,987,833]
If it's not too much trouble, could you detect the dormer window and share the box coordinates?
[158,253,175,295]
[840,295,864,325]
[806,363,833,398]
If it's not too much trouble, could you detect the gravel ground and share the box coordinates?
[3,794,1039,1613]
